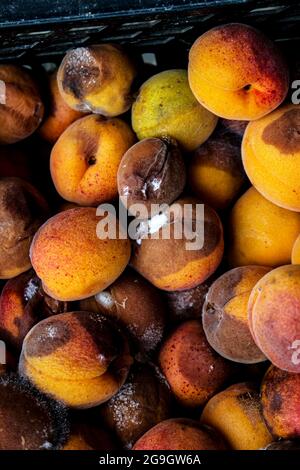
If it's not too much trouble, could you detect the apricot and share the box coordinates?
[57,44,136,116]
[261,366,300,439]
[188,128,246,210]
[19,311,132,408]
[79,269,166,355]
[30,207,131,301]
[50,114,135,206]
[159,320,233,407]
[63,419,116,450]
[165,274,215,323]
[248,264,300,373]
[203,266,269,363]
[0,177,48,279]
[118,137,186,217]
[242,104,300,211]
[39,71,85,143]
[0,270,70,351]
[0,374,69,449]
[132,69,217,152]
[188,24,288,120]
[133,418,226,450]
[100,363,171,448]
[228,187,300,267]
[0,65,44,144]
[201,382,273,450]
[131,198,224,291]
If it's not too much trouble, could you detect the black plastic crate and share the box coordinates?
[0,0,300,65]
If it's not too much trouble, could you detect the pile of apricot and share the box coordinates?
[0,22,300,450]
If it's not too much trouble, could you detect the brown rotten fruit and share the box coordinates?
[0,177,48,279]
[79,269,166,356]
[118,137,186,217]
[100,363,172,448]
[0,65,44,144]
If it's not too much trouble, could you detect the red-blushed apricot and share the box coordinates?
[228,187,300,267]
[57,44,136,116]
[79,269,166,356]
[203,266,269,363]
[100,363,172,449]
[188,128,246,210]
[39,71,85,143]
[159,320,233,407]
[0,374,69,449]
[19,311,133,408]
[30,207,131,301]
[188,24,288,120]
[62,418,116,450]
[132,70,218,152]
[248,265,300,373]
[0,65,44,144]
[201,382,273,450]
[261,366,300,439]
[242,104,300,212]
[117,137,186,217]
[0,270,70,351]
[0,177,49,279]
[133,418,226,450]
[292,233,300,264]
[165,274,216,323]
[50,114,135,206]
[131,198,224,291]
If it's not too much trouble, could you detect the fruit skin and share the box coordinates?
[248,264,300,373]
[165,274,216,323]
[0,177,49,279]
[188,23,288,120]
[203,266,269,364]
[117,137,186,217]
[159,320,233,407]
[39,71,85,143]
[79,269,166,356]
[132,69,218,152]
[50,114,135,206]
[189,128,245,210]
[0,65,44,144]
[0,269,70,351]
[131,198,224,291]
[228,187,300,267]
[242,104,300,212]
[57,44,136,116]
[30,207,131,301]
[261,366,300,439]
[201,382,273,450]
[99,363,172,449]
[133,418,226,450]
[0,374,69,450]
[19,311,132,409]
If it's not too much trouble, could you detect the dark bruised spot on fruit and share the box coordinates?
[262,109,300,154]
[62,47,100,99]
[26,318,72,357]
